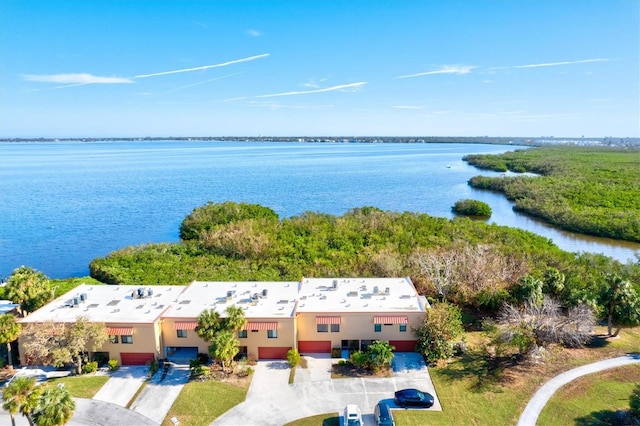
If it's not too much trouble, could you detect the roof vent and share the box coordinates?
[347,291,358,297]
[262,289,268,297]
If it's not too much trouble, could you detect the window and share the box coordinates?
[109,335,118,344]
[331,324,340,333]
[374,324,382,332]
[238,330,248,339]
[399,324,407,332]
[121,335,133,344]
[177,329,187,338]
[317,324,329,333]
[267,329,278,339]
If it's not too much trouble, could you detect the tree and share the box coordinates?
[0,314,21,366]
[5,267,53,314]
[222,306,247,332]
[195,309,222,342]
[197,306,245,372]
[21,316,108,374]
[497,297,594,357]
[599,274,640,337]
[31,385,75,426]
[209,330,239,372]
[414,302,464,364]
[65,316,108,374]
[411,248,459,301]
[2,376,42,426]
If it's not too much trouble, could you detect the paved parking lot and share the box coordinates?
[213,352,440,426]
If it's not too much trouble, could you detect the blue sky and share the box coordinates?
[1,0,638,138]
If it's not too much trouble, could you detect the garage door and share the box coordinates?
[298,341,331,353]
[389,340,417,352]
[258,347,290,360]
[120,352,155,365]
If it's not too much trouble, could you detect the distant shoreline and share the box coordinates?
[1,136,638,147]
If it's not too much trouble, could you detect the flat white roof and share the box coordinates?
[297,277,426,313]
[19,284,183,324]
[162,281,299,319]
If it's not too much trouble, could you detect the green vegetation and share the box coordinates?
[88,201,640,329]
[349,340,395,372]
[537,364,640,425]
[452,199,492,217]
[464,146,640,242]
[631,383,640,419]
[161,379,248,426]
[46,376,110,399]
[414,303,464,364]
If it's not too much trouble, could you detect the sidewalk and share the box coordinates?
[517,353,640,426]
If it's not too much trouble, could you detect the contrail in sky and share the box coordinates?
[134,54,270,78]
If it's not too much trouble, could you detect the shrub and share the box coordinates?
[630,384,640,418]
[81,361,98,374]
[452,199,492,217]
[287,348,301,368]
[350,351,368,368]
[147,359,159,376]
[107,359,119,371]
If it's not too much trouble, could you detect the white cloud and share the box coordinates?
[21,73,133,84]
[395,65,475,79]
[256,82,367,98]
[134,54,270,78]
[246,29,262,37]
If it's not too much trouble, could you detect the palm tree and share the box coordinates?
[222,305,246,332]
[2,376,41,426]
[0,314,22,366]
[209,330,239,372]
[195,309,221,342]
[31,385,75,426]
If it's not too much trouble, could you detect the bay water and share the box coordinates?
[1,141,637,279]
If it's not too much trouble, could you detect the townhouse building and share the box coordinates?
[17,277,428,366]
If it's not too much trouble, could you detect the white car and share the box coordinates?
[343,404,363,426]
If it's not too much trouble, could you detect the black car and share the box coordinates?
[374,402,395,426]
[394,388,434,408]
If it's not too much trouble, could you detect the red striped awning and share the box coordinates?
[315,316,342,325]
[243,322,278,331]
[106,327,133,335]
[373,316,408,325]
[173,321,198,331]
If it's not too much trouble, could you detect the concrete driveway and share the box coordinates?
[130,363,191,424]
[212,352,440,426]
[92,366,149,407]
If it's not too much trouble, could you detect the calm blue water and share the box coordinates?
[1,141,638,279]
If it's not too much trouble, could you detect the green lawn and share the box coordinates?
[537,364,640,425]
[46,375,110,399]
[161,379,249,426]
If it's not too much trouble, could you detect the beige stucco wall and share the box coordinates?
[240,318,295,360]
[161,319,209,355]
[101,322,162,364]
[296,312,424,348]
